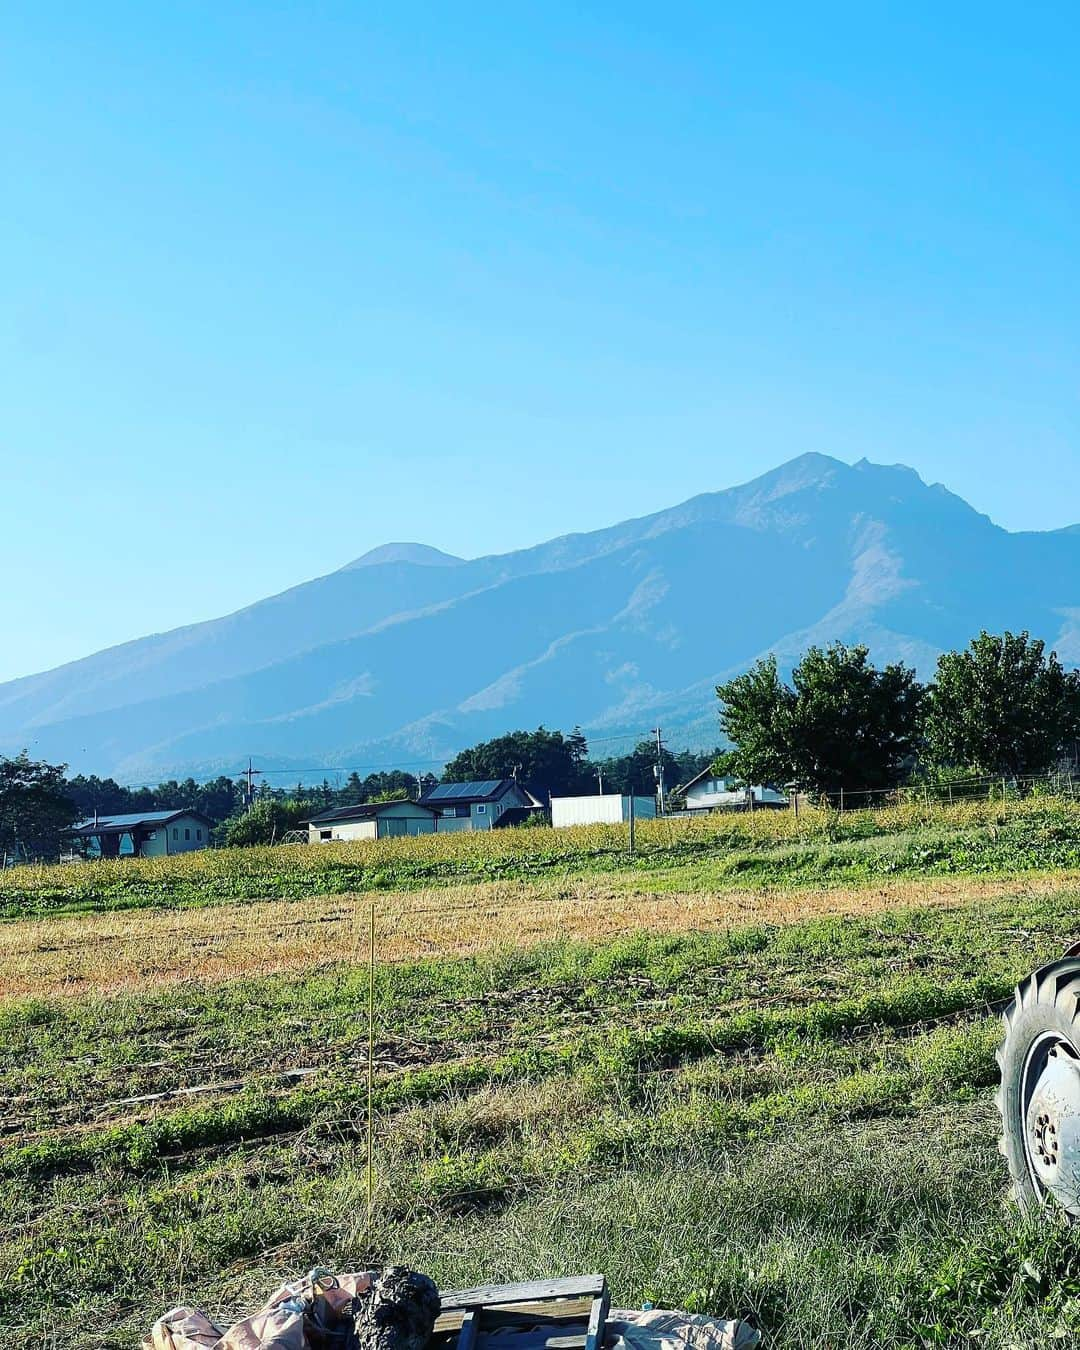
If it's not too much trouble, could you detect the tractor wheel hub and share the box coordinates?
[1026,1046,1080,1209]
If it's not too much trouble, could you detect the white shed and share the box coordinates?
[550,794,657,828]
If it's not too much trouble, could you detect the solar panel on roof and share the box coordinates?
[424,780,506,801]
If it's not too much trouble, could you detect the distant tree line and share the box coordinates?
[441,726,716,802]
[717,630,1080,797]
[0,731,717,858]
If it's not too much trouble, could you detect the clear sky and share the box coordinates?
[2,2,1077,682]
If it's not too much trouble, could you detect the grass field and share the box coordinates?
[7,801,1080,1348]
[7,797,1080,919]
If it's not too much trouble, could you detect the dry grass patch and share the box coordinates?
[2,870,1075,1001]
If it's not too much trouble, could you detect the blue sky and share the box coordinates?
[2,2,1077,682]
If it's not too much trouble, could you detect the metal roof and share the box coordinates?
[305,801,438,825]
[420,780,511,803]
[69,808,210,835]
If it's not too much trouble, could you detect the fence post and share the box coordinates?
[628,794,635,858]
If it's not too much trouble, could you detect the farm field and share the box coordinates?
[6,802,1080,1347]
[7,796,1080,919]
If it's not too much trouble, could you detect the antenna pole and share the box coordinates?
[652,726,666,816]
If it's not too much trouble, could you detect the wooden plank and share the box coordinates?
[434,1298,594,1335]
[477,1334,586,1350]
[584,1285,610,1350]
[440,1277,605,1311]
[477,1310,576,1330]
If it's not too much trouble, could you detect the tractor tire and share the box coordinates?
[997,956,1080,1219]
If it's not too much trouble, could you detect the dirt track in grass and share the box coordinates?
[2,869,1076,1000]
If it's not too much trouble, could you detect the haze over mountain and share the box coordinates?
[4,453,1079,780]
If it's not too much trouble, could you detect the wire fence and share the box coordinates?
[809,769,1080,813]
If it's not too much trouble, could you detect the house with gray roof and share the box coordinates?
[69,809,212,859]
[304,799,439,843]
[418,778,543,831]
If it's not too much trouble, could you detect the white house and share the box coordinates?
[418,779,543,831]
[69,809,213,859]
[680,770,788,812]
[305,799,440,843]
[550,794,657,828]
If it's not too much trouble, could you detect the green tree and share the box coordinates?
[925,631,1080,777]
[65,773,134,818]
[442,727,592,799]
[715,655,794,788]
[787,644,924,793]
[0,751,76,860]
[361,770,419,800]
[717,644,924,795]
[217,798,310,847]
[193,776,242,822]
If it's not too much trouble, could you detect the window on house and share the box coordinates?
[476,804,487,814]
[185,828,191,841]
[196,828,202,841]
[172,828,178,840]
[320,829,332,841]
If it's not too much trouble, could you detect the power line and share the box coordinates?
[101,727,706,790]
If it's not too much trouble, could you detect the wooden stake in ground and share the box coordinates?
[366,900,376,1246]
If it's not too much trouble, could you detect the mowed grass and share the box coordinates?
[7,807,1080,1347]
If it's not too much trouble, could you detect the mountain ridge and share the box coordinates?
[3,453,1076,779]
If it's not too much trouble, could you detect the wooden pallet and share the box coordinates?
[432,1276,610,1350]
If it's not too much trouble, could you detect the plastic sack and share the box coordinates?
[609,1308,761,1350]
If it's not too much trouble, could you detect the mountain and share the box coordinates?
[3,453,1079,779]
[345,542,465,569]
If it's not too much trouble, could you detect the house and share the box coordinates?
[550,794,657,828]
[679,769,788,812]
[305,799,439,843]
[69,809,213,859]
[418,779,543,831]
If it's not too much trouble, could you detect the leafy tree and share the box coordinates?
[787,644,924,792]
[193,776,242,822]
[442,727,592,800]
[717,644,924,794]
[0,751,76,860]
[360,770,419,801]
[65,773,135,818]
[218,798,310,847]
[925,631,1080,777]
[714,656,793,788]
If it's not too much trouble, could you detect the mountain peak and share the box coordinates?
[344,542,466,570]
[1,452,1070,779]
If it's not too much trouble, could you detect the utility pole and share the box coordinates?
[651,726,666,816]
[241,757,263,809]
[597,768,604,795]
